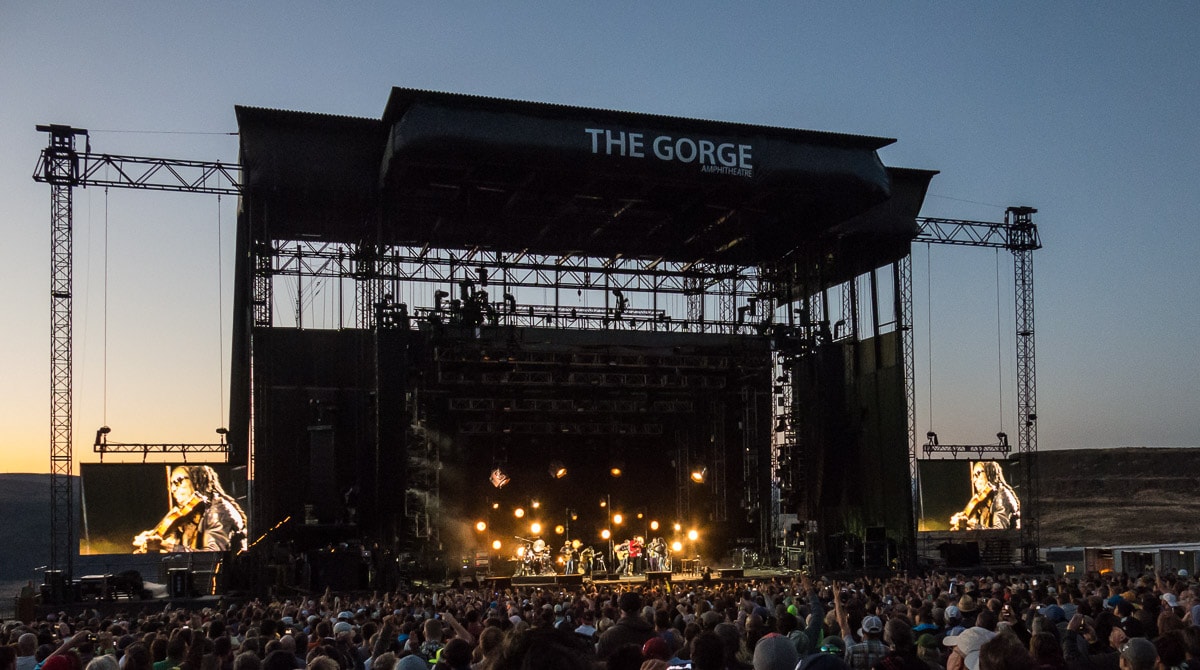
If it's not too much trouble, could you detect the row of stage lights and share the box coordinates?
[474,498,701,555]
[493,461,708,488]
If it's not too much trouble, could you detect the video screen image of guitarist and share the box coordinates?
[132,465,248,553]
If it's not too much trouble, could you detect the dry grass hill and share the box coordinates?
[1032,447,1200,547]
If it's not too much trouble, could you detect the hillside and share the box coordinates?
[1032,447,1200,547]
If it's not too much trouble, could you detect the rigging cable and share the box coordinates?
[217,195,225,428]
[925,242,934,432]
[995,249,1005,435]
[103,186,109,425]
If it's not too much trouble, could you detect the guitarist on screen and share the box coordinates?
[949,461,1021,531]
[132,465,248,553]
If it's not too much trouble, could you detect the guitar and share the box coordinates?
[132,493,203,553]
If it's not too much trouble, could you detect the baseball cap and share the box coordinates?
[945,605,962,620]
[642,637,671,661]
[1161,593,1178,607]
[1120,639,1157,669]
[860,615,883,635]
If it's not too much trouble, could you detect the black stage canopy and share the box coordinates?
[237,88,934,268]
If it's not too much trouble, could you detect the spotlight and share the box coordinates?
[514,507,525,519]
[490,468,510,489]
[925,431,939,446]
[549,461,567,479]
[687,529,699,541]
[609,461,624,477]
[671,541,683,552]
[475,521,487,532]
[613,513,623,525]
[492,539,502,551]
[650,520,660,531]
[555,525,565,535]
[601,529,611,540]
[673,523,682,532]
[690,467,708,484]
[530,522,541,535]
[531,500,541,509]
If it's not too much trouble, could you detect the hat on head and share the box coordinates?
[1121,591,1138,602]
[819,636,846,654]
[916,634,938,650]
[642,636,671,661]
[337,611,353,620]
[787,604,799,616]
[944,627,997,670]
[332,621,352,635]
[860,615,883,635]
[958,595,978,613]
[1120,638,1157,670]
[1161,593,1178,607]
[509,614,521,626]
[1040,605,1066,623]
[396,656,426,670]
[1177,569,1189,578]
[619,591,642,613]
[753,634,799,670]
[1105,595,1125,609]
[945,605,962,621]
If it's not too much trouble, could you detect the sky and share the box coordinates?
[1,3,1197,474]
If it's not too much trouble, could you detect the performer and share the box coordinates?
[628,536,644,574]
[133,465,247,553]
[950,461,1021,530]
[614,539,631,575]
[647,536,667,571]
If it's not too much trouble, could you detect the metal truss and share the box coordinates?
[908,210,1041,556]
[37,125,86,580]
[93,427,229,456]
[33,126,241,579]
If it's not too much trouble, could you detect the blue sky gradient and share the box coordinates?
[2,3,1197,472]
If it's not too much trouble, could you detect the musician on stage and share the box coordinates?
[132,465,248,553]
[628,536,644,574]
[950,461,1020,530]
[615,539,631,575]
[646,536,667,571]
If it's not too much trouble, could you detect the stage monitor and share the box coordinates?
[917,459,1021,532]
[80,463,248,555]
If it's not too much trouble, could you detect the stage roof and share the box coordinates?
[237,88,935,266]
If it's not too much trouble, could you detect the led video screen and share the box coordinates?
[917,459,1021,532]
[80,463,248,555]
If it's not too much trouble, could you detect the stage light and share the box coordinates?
[599,498,608,508]
[549,461,568,479]
[636,511,644,520]
[554,524,565,535]
[514,507,525,519]
[997,432,1009,446]
[673,523,682,532]
[492,502,500,510]
[687,529,699,541]
[572,539,582,549]
[690,467,707,484]
[475,521,487,532]
[530,522,541,534]
[492,539,502,551]
[925,431,939,446]
[650,520,660,531]
[671,541,683,552]
[601,529,611,540]
[531,500,541,509]
[609,461,624,477]
[517,545,526,557]
[490,468,510,488]
[613,513,623,525]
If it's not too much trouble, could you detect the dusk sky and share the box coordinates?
[2,3,1197,474]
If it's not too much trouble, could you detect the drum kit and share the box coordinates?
[515,537,556,576]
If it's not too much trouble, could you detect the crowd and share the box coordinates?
[1,569,1197,670]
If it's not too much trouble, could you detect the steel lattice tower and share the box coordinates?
[38,125,88,580]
